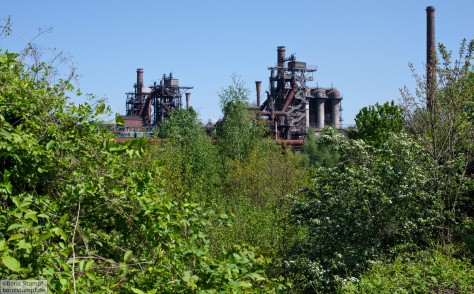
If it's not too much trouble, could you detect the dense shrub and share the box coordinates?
[342,247,474,293]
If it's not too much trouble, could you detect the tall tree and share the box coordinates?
[400,39,474,243]
[349,101,404,148]
[217,74,266,161]
[301,127,342,169]
[156,107,221,199]
[0,48,284,293]
[289,133,443,292]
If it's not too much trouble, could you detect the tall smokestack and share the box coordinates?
[185,92,190,110]
[277,46,286,68]
[137,68,144,93]
[426,6,436,111]
[255,81,261,107]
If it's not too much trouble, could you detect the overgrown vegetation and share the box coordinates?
[0,50,285,292]
[1,20,474,292]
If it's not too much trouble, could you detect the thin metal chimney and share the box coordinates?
[185,92,190,110]
[136,68,144,93]
[426,6,436,111]
[277,46,286,68]
[255,81,261,107]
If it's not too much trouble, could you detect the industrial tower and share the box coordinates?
[256,46,343,139]
[124,69,193,127]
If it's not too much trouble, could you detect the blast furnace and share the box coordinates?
[256,46,343,139]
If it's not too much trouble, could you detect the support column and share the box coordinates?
[316,99,325,129]
[185,93,190,110]
[305,103,310,129]
[331,99,340,129]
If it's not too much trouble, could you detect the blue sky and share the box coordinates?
[2,1,473,125]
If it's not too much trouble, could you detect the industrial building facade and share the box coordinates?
[123,69,193,127]
[256,46,343,139]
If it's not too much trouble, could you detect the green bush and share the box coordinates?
[289,133,443,291]
[342,247,474,293]
[0,50,284,292]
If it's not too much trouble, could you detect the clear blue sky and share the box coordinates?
[2,1,473,125]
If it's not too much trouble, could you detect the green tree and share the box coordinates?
[289,133,443,292]
[400,39,474,244]
[349,101,404,147]
[152,107,221,200]
[301,127,342,169]
[217,74,266,161]
[0,49,284,292]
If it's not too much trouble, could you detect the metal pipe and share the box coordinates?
[256,111,289,120]
[426,6,436,111]
[257,110,289,131]
[255,81,261,107]
[185,92,190,110]
[259,95,269,111]
[282,80,297,112]
[276,139,305,146]
[282,89,295,112]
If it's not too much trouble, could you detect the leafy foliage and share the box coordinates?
[211,140,309,259]
[289,132,443,291]
[301,127,342,169]
[349,100,404,147]
[400,39,474,244]
[157,108,221,199]
[217,74,267,162]
[0,50,284,292]
[342,247,474,293]
[3,22,474,292]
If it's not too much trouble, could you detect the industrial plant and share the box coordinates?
[122,69,193,128]
[116,46,344,142]
[108,4,442,146]
[255,46,343,139]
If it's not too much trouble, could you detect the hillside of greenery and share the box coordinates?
[1,31,474,293]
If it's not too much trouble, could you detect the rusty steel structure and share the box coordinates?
[125,69,193,127]
[256,46,343,139]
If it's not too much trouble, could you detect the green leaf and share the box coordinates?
[11,196,21,208]
[8,234,24,241]
[38,232,52,242]
[0,240,6,251]
[96,103,106,115]
[124,250,133,262]
[236,281,252,288]
[0,130,12,139]
[37,214,50,220]
[85,260,95,270]
[2,255,21,272]
[7,223,23,231]
[46,140,54,150]
[131,288,145,294]
[52,228,68,241]
[86,271,96,281]
[249,272,265,281]
[115,113,124,126]
[25,211,38,223]
[219,213,228,219]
